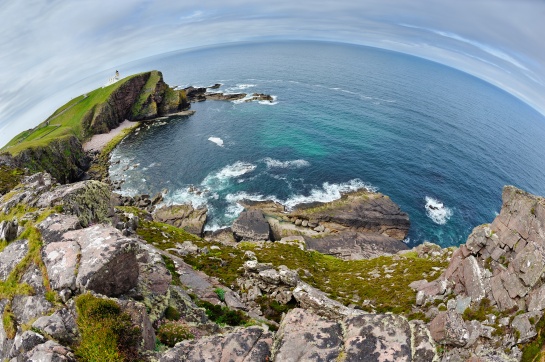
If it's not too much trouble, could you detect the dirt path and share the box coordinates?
[83,120,137,152]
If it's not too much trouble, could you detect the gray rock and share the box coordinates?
[118,299,156,352]
[410,320,439,362]
[455,296,472,314]
[292,281,360,320]
[429,311,469,347]
[344,313,412,362]
[167,285,208,324]
[12,295,52,325]
[21,340,76,361]
[489,275,517,311]
[232,209,271,242]
[273,308,342,362]
[462,256,486,301]
[8,331,46,359]
[37,214,81,244]
[160,326,272,362]
[71,225,139,296]
[303,231,409,260]
[527,284,545,311]
[32,307,79,345]
[511,312,541,343]
[0,300,14,360]
[278,266,299,287]
[20,263,46,295]
[132,243,171,323]
[0,220,18,242]
[153,204,207,236]
[0,239,28,281]
[511,244,544,288]
[36,180,112,227]
[501,271,528,299]
[42,239,80,291]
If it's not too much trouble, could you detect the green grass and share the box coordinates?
[157,321,193,347]
[2,73,148,155]
[75,293,141,362]
[520,312,545,361]
[132,215,447,315]
[0,165,25,195]
[131,71,162,119]
[2,303,17,339]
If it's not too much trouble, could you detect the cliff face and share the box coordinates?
[2,70,189,184]
[11,135,88,184]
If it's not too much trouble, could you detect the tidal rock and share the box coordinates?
[290,190,410,239]
[160,326,272,362]
[153,204,207,236]
[273,308,342,361]
[0,238,28,281]
[303,231,409,260]
[36,180,112,227]
[232,209,271,242]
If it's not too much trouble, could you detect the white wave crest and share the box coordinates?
[208,137,224,147]
[283,179,376,210]
[236,84,256,90]
[201,161,257,191]
[425,196,453,225]
[263,157,310,169]
[259,95,278,105]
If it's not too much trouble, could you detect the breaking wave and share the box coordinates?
[425,196,453,225]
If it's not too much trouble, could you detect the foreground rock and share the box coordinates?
[411,185,545,360]
[153,204,207,236]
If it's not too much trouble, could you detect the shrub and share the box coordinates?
[164,306,181,321]
[196,300,250,326]
[75,293,141,362]
[214,288,225,302]
[157,321,194,347]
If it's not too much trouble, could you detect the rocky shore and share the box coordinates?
[1,70,544,362]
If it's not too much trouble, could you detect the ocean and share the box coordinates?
[109,41,545,247]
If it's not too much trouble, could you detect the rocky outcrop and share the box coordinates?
[232,209,271,242]
[153,204,207,236]
[304,231,409,260]
[160,326,273,362]
[11,134,89,184]
[290,190,410,240]
[0,220,18,242]
[272,308,437,362]
[0,238,28,281]
[36,179,112,227]
[409,186,545,360]
[41,218,139,297]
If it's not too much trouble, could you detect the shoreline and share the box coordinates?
[83,120,138,153]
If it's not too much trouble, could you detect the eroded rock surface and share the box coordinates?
[153,204,207,236]
[232,209,271,242]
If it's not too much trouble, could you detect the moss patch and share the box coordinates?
[157,321,193,347]
[75,293,141,362]
[0,165,25,195]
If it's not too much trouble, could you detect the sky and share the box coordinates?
[1,0,545,147]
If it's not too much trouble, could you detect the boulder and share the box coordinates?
[232,209,271,242]
[32,307,79,345]
[43,223,139,296]
[511,312,541,343]
[37,214,81,244]
[0,220,18,242]
[303,231,409,260]
[36,180,112,227]
[429,311,469,347]
[21,264,46,295]
[153,204,207,236]
[8,331,46,360]
[160,326,272,362]
[20,340,76,361]
[11,295,52,325]
[118,299,156,352]
[273,308,342,361]
[344,313,413,362]
[0,238,28,281]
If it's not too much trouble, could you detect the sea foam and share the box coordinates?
[425,196,453,225]
[263,157,310,169]
[208,137,224,147]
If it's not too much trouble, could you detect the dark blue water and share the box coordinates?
[110,41,545,247]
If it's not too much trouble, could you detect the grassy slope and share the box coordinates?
[2,74,143,156]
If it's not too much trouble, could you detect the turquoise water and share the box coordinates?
[110,41,545,247]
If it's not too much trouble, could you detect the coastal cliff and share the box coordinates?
[1,70,544,361]
[0,71,189,183]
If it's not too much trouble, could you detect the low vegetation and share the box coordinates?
[520,312,545,362]
[0,165,25,195]
[133,215,447,315]
[157,321,194,347]
[74,293,141,362]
